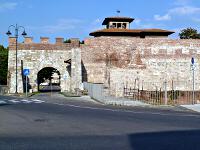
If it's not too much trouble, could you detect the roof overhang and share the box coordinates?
[89,28,175,37]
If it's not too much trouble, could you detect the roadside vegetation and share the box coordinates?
[0,45,8,85]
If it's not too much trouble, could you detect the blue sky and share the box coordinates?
[0,0,200,46]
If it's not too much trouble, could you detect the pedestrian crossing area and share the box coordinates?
[0,99,45,105]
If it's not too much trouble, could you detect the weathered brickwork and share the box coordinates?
[8,36,200,97]
[81,37,200,97]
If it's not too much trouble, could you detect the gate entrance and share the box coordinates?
[37,67,61,92]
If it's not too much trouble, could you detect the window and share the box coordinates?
[122,23,127,29]
[117,23,121,28]
[112,23,116,28]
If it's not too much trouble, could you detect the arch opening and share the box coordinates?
[37,67,61,92]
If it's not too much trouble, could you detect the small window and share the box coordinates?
[117,23,121,28]
[112,23,116,28]
[122,23,127,29]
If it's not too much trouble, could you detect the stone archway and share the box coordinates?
[37,67,61,92]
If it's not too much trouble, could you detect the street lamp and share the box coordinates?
[6,24,27,93]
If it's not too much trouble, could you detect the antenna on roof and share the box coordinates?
[116,10,120,16]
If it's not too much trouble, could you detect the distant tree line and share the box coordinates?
[0,45,8,85]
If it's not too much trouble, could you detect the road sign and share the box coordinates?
[191,57,194,65]
[23,69,30,76]
[191,57,195,104]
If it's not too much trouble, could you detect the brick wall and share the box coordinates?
[81,36,200,96]
[8,35,200,96]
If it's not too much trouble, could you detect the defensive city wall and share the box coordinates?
[81,37,200,97]
[7,36,200,99]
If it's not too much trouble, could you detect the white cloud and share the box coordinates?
[169,6,200,15]
[29,19,83,33]
[0,2,17,11]
[154,14,171,21]
[174,0,190,6]
[154,5,200,22]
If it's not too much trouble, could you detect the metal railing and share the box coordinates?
[123,81,200,105]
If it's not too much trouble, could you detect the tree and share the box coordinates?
[37,67,60,85]
[0,45,8,85]
[179,27,200,39]
[64,39,71,43]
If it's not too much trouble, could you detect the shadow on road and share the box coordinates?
[1,130,200,150]
[129,129,200,150]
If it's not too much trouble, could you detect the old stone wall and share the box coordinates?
[7,37,82,93]
[8,35,200,96]
[81,36,200,97]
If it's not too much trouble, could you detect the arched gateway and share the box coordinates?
[37,67,61,92]
[7,37,82,93]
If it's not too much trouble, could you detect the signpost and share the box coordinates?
[191,57,195,105]
[23,69,30,97]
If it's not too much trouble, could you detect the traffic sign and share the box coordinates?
[191,57,194,65]
[23,69,30,76]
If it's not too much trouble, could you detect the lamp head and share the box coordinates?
[22,30,27,36]
[6,30,12,36]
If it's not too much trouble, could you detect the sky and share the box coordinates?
[0,0,200,46]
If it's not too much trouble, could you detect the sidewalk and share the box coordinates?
[103,96,150,106]
[181,104,200,113]
[90,96,196,112]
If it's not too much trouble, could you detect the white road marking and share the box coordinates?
[49,102,200,117]
[30,99,45,103]
[0,100,7,104]
[8,99,20,103]
[7,99,45,104]
[21,99,32,103]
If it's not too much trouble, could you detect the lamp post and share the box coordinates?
[191,57,195,105]
[6,24,27,94]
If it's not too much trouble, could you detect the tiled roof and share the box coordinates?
[141,29,175,33]
[89,28,174,36]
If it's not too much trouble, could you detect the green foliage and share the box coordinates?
[64,39,71,43]
[79,40,84,44]
[37,67,60,84]
[0,45,8,85]
[179,27,200,39]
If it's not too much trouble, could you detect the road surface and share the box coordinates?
[0,93,200,150]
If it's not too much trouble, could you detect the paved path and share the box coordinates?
[181,104,200,113]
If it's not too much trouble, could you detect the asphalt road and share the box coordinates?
[0,93,200,150]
